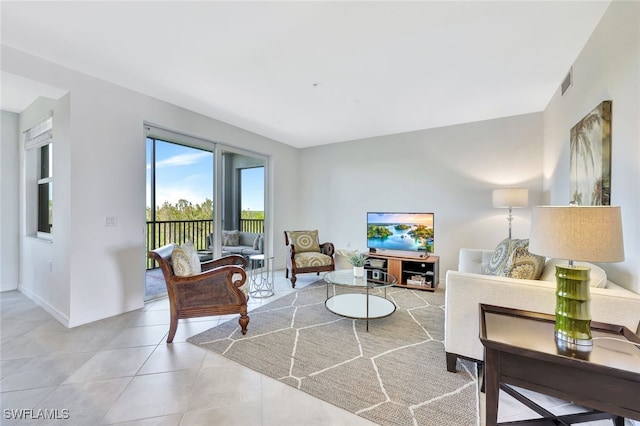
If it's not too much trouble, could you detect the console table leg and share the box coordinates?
[484,348,500,426]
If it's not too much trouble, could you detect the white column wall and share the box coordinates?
[1,111,20,291]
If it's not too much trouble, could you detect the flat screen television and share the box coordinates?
[367,212,434,254]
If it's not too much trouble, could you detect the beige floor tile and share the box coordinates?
[16,378,131,426]
[138,342,207,375]
[0,352,95,392]
[104,413,183,425]
[102,370,199,423]
[103,325,169,350]
[187,363,263,411]
[64,346,156,383]
[168,319,220,343]
[180,403,263,426]
[0,387,56,426]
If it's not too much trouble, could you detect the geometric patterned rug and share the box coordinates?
[188,280,479,426]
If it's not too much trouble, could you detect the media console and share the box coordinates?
[365,251,439,291]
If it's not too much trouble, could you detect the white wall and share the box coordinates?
[542,0,639,293]
[1,111,20,291]
[298,113,544,276]
[17,95,72,324]
[2,46,300,327]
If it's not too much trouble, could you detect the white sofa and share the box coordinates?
[444,248,640,372]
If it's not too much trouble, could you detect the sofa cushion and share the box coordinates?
[171,240,202,276]
[287,230,321,253]
[540,258,607,288]
[505,245,546,280]
[222,230,240,246]
[485,238,528,276]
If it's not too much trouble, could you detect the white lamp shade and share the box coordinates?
[492,188,528,208]
[528,206,625,263]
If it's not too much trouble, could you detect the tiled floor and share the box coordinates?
[1,270,636,425]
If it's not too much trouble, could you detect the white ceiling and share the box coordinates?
[1,1,610,148]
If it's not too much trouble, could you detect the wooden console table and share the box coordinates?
[366,252,439,291]
[479,304,640,426]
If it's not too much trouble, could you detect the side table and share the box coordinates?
[479,304,640,426]
[248,254,274,298]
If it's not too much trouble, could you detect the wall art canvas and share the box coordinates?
[570,100,612,205]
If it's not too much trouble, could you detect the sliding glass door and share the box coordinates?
[145,137,214,300]
[145,126,268,300]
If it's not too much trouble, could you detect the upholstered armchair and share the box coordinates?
[148,243,249,343]
[284,230,335,288]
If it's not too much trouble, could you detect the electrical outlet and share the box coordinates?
[347,241,351,247]
[105,216,118,227]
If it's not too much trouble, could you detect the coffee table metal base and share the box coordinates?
[325,293,396,331]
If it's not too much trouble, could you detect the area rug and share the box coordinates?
[188,281,479,426]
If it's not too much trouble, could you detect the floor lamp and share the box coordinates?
[528,206,625,349]
[492,188,528,239]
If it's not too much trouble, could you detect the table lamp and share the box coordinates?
[492,188,528,239]
[528,206,624,348]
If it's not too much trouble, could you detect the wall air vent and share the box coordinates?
[561,67,573,96]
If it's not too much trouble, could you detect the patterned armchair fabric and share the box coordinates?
[286,230,321,253]
[285,230,335,288]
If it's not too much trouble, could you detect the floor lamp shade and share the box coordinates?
[529,206,625,348]
[492,188,529,209]
[492,188,528,239]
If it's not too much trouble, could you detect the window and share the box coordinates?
[25,115,53,238]
[37,143,53,234]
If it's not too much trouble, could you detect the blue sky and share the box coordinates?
[146,139,264,210]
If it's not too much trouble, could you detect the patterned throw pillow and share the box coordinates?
[222,230,240,246]
[485,238,529,277]
[505,245,546,280]
[171,240,202,276]
[485,238,512,276]
[287,230,321,253]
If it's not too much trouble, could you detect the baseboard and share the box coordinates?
[18,285,70,327]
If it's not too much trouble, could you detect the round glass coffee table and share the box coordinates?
[323,269,397,331]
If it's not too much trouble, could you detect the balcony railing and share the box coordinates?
[240,218,264,233]
[146,218,264,269]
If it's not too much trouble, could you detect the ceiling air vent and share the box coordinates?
[561,68,573,96]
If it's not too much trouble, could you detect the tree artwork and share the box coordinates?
[569,101,612,206]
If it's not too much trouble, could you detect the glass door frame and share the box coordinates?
[213,145,269,260]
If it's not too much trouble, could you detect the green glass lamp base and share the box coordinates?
[554,265,593,347]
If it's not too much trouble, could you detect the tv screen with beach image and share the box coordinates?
[367,212,434,253]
